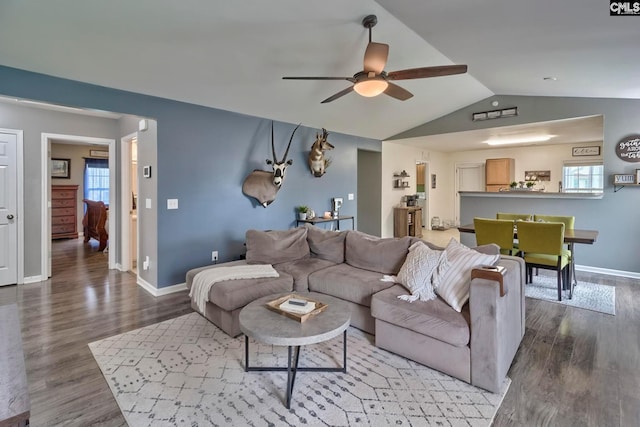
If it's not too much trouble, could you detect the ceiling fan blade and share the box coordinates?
[283,76,354,81]
[384,82,413,101]
[387,65,468,81]
[363,42,389,74]
[321,86,354,104]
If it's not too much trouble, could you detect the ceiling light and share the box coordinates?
[353,78,388,97]
[484,135,555,146]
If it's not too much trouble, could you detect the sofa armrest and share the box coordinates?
[469,256,525,392]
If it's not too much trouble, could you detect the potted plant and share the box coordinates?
[509,181,518,190]
[526,181,535,190]
[296,205,309,220]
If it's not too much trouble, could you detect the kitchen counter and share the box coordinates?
[459,191,603,200]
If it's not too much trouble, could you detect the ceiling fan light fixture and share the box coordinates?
[354,79,388,97]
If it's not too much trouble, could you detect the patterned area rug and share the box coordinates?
[89,313,510,426]
[525,274,615,315]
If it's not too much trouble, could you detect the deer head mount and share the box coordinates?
[242,122,301,207]
[308,128,334,177]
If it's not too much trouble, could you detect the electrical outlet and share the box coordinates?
[348,193,354,200]
[212,251,218,262]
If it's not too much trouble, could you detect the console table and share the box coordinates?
[295,215,354,231]
[0,304,30,427]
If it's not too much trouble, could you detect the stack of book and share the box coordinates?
[279,298,316,315]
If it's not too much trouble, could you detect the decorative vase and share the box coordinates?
[298,212,307,220]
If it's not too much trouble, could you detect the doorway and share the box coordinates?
[120,133,139,274]
[454,162,484,225]
[41,133,116,279]
[415,161,429,230]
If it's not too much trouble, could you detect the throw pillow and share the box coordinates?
[396,241,442,302]
[345,230,411,275]
[245,228,310,265]
[434,238,500,312]
[304,224,346,264]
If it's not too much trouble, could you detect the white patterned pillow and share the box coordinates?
[396,241,442,302]
[434,238,500,312]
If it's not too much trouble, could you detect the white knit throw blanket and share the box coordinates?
[189,264,279,313]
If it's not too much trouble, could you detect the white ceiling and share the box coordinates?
[0,0,637,140]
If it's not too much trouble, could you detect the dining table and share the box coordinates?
[457,223,599,294]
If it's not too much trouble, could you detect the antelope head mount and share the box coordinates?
[308,128,334,177]
[266,122,300,187]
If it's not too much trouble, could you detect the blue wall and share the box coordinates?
[0,65,381,287]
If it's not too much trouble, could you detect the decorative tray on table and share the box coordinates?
[265,294,328,323]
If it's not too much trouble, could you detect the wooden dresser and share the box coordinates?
[51,185,79,239]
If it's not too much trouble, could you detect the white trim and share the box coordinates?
[120,132,137,273]
[1,129,24,284]
[576,264,640,280]
[41,133,116,278]
[23,275,45,284]
[137,277,187,296]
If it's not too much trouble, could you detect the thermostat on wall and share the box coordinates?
[143,166,152,178]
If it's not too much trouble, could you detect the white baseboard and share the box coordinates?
[137,277,187,297]
[576,264,640,280]
[22,275,45,284]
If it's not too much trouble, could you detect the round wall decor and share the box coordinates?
[615,134,640,162]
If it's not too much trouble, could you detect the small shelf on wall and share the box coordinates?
[613,173,639,192]
[393,171,410,189]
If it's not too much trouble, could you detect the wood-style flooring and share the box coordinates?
[1,238,638,426]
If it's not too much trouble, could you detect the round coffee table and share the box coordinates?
[239,292,351,409]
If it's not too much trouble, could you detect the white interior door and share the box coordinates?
[454,163,485,224]
[0,131,18,286]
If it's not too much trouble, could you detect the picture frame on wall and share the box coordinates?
[572,146,601,156]
[51,158,71,179]
[89,149,109,158]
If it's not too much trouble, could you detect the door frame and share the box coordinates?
[40,133,116,279]
[120,132,138,273]
[0,128,24,284]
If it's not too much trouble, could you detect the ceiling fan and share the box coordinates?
[282,14,468,103]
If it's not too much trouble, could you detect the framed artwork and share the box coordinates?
[51,158,71,179]
[89,149,109,158]
[572,146,601,156]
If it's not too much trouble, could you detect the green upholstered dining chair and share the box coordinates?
[534,214,577,292]
[517,221,571,301]
[496,212,533,221]
[473,217,518,255]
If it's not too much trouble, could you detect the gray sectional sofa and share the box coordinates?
[185,225,525,393]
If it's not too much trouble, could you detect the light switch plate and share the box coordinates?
[145,198,152,209]
[167,199,179,210]
[348,193,354,200]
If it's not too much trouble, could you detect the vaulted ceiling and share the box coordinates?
[0,0,637,140]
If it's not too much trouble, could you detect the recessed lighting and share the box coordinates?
[543,76,557,81]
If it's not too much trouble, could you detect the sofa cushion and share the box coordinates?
[345,231,411,275]
[371,284,471,347]
[304,224,347,264]
[274,258,337,292]
[245,228,310,264]
[396,241,442,302]
[209,272,294,312]
[308,263,396,307]
[434,239,500,312]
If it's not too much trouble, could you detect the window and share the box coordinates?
[562,161,603,193]
[84,158,109,203]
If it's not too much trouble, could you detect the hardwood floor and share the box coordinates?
[1,239,638,426]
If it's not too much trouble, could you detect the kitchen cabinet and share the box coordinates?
[485,158,515,192]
